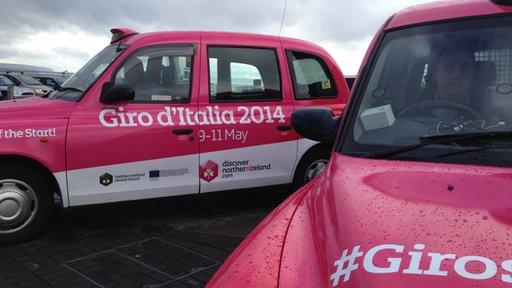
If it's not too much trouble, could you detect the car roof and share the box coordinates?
[1,73,22,78]
[387,0,512,30]
[123,30,328,54]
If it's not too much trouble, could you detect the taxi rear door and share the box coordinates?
[197,34,298,192]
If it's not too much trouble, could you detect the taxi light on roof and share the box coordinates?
[491,0,512,6]
[110,28,139,44]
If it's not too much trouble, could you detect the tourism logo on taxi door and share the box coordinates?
[99,173,113,187]
[200,160,219,182]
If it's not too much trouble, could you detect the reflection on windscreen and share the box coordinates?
[49,45,124,102]
[349,17,512,147]
[0,76,13,86]
[18,74,42,85]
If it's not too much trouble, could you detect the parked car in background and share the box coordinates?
[28,71,72,91]
[0,75,35,100]
[0,63,72,91]
[208,0,512,287]
[1,73,53,96]
[0,28,350,245]
[31,76,64,90]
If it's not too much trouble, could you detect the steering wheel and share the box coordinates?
[398,100,481,120]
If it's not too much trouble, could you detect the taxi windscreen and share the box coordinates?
[48,44,125,102]
[342,16,512,167]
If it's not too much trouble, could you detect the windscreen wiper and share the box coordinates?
[365,131,512,159]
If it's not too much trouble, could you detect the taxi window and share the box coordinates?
[208,47,281,102]
[341,16,512,168]
[287,51,337,100]
[114,45,194,103]
[230,62,265,94]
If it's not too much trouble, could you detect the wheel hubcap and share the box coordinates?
[0,180,38,234]
[304,159,328,184]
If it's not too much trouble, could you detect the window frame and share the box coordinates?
[38,77,55,86]
[110,43,196,104]
[207,45,283,103]
[0,76,13,86]
[286,49,339,101]
[3,75,21,86]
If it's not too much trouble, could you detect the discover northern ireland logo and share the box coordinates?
[199,159,271,182]
[221,160,271,175]
[199,160,219,182]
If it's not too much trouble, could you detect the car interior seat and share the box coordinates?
[470,60,497,109]
[124,58,147,101]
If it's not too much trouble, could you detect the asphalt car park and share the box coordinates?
[0,186,290,288]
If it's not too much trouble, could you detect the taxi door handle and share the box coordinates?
[277,125,292,132]
[172,128,193,136]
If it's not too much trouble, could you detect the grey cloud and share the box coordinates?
[0,0,428,72]
[0,46,49,59]
[0,0,391,42]
[0,0,284,38]
[283,0,395,43]
[52,47,90,60]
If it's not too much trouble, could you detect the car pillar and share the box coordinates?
[6,84,14,100]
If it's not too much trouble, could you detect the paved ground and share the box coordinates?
[0,186,292,288]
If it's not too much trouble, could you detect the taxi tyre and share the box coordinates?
[293,147,331,189]
[0,164,52,246]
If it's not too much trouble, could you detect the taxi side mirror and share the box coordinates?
[100,82,135,103]
[291,107,339,145]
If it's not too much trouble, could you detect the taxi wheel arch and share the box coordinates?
[0,156,61,202]
[0,156,58,245]
[293,144,331,190]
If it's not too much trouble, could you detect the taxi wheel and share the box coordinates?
[293,148,330,190]
[0,165,53,246]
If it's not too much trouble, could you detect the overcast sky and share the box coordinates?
[0,0,433,75]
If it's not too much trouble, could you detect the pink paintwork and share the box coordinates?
[0,97,75,172]
[387,0,512,30]
[211,153,512,287]
[207,1,512,287]
[278,154,512,287]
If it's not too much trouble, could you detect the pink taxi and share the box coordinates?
[0,30,349,244]
[208,0,512,287]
